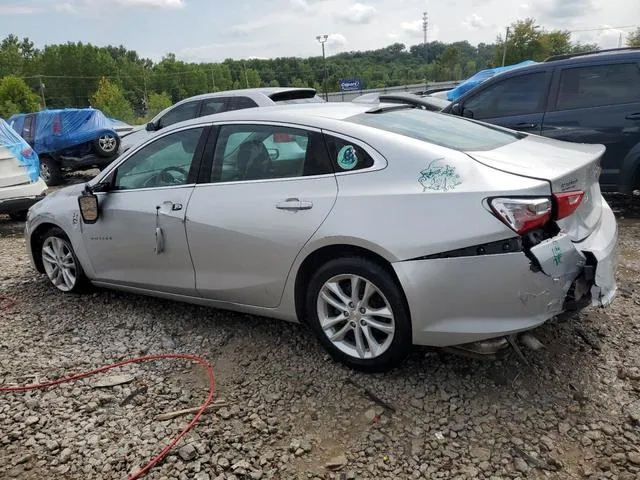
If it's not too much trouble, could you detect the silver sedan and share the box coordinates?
[24,103,618,371]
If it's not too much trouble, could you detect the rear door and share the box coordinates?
[541,61,640,193]
[186,122,337,308]
[456,70,552,134]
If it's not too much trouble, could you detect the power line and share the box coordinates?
[566,24,637,33]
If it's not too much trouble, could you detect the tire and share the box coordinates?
[39,156,63,186]
[8,210,28,221]
[93,133,120,157]
[305,256,412,372]
[39,227,89,293]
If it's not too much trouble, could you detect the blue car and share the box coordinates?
[9,108,120,186]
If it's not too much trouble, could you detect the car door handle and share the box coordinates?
[514,122,538,129]
[625,113,640,120]
[276,198,313,211]
[156,201,183,213]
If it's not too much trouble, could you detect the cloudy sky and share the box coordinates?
[0,0,637,62]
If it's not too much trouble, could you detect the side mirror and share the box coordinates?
[145,121,157,132]
[78,186,100,224]
[462,109,475,119]
[450,103,462,116]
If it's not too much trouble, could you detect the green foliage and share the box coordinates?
[146,91,172,117]
[627,28,640,47]
[91,77,134,122]
[495,18,598,65]
[0,75,40,118]
[0,24,603,117]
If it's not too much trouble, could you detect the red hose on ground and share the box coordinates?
[0,353,216,480]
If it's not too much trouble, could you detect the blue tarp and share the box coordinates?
[446,60,538,101]
[0,118,40,183]
[8,108,116,155]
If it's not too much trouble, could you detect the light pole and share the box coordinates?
[316,34,329,101]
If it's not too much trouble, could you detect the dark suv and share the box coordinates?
[443,48,640,196]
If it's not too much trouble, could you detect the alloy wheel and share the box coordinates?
[316,274,395,360]
[41,237,77,292]
[99,134,117,153]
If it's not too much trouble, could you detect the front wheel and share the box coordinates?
[306,257,412,372]
[93,134,120,157]
[40,227,89,293]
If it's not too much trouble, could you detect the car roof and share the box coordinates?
[161,102,394,133]
[172,87,318,103]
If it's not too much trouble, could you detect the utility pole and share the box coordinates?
[38,75,46,109]
[422,12,428,46]
[316,35,329,101]
[243,61,249,88]
[618,32,623,48]
[501,26,510,67]
[211,69,217,91]
[142,70,149,112]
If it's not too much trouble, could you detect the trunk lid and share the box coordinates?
[0,145,31,189]
[467,134,605,242]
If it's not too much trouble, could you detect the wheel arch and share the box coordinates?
[293,243,409,325]
[30,222,69,273]
[617,143,640,194]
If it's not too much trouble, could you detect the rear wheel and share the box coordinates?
[40,227,88,293]
[305,257,412,372]
[39,156,63,186]
[93,134,120,157]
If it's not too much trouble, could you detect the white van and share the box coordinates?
[0,118,47,221]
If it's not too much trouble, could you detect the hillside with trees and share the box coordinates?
[0,18,605,123]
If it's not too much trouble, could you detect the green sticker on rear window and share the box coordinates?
[337,145,358,170]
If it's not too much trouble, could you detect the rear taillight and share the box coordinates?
[489,197,552,235]
[553,191,584,220]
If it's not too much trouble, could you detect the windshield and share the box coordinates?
[347,108,524,151]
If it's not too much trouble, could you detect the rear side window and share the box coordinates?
[556,63,640,110]
[324,135,374,172]
[201,98,227,116]
[227,97,258,111]
[462,72,547,119]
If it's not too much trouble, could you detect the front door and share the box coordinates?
[81,126,207,294]
[541,61,640,192]
[186,123,338,308]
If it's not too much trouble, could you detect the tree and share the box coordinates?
[90,77,134,121]
[146,91,172,117]
[0,75,40,118]
[627,28,640,47]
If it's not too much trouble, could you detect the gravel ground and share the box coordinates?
[1,210,640,480]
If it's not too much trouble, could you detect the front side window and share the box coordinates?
[462,72,547,119]
[556,63,640,110]
[211,124,332,182]
[114,127,204,190]
[158,101,199,129]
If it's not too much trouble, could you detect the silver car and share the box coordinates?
[119,87,325,154]
[24,103,618,371]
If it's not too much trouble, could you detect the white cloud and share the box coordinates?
[113,0,185,7]
[462,13,488,29]
[400,20,423,36]
[327,33,348,48]
[290,0,312,12]
[336,3,376,24]
[55,2,76,13]
[230,15,289,36]
[0,5,44,14]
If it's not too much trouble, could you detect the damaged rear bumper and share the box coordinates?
[393,199,617,348]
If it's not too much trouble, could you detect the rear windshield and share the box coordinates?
[347,108,523,151]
